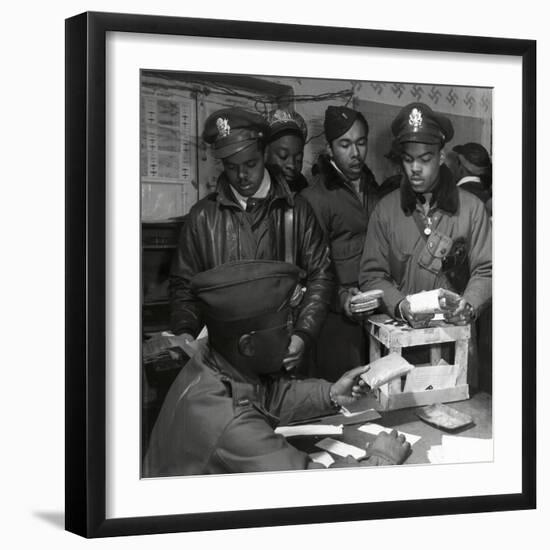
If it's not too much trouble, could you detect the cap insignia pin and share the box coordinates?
[216,117,231,138]
[409,108,423,131]
[273,109,292,122]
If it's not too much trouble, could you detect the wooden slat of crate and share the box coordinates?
[368,314,470,348]
[377,384,470,411]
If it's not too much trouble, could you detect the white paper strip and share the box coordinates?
[315,438,366,459]
[309,451,335,468]
[428,436,494,464]
[275,424,343,437]
[358,423,422,446]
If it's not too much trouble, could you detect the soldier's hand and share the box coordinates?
[330,364,371,407]
[365,429,411,465]
[329,456,361,468]
[282,334,305,371]
[443,298,474,325]
[167,332,197,356]
[343,288,376,321]
[398,298,434,328]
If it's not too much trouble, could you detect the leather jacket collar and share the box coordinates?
[215,165,295,210]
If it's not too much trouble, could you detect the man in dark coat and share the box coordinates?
[452,142,492,215]
[450,142,493,390]
[145,260,411,476]
[169,108,334,371]
[301,106,382,381]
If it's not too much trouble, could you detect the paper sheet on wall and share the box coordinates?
[358,423,422,446]
[315,438,366,459]
[403,364,460,392]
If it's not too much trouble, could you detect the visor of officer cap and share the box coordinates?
[452,142,491,167]
[202,107,269,159]
[391,102,454,145]
[266,109,308,142]
[324,106,368,143]
[190,260,301,323]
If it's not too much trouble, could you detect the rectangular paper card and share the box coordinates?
[309,451,335,468]
[358,423,422,446]
[275,425,343,437]
[404,364,460,392]
[315,438,366,459]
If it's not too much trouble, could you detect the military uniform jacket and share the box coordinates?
[169,166,333,343]
[144,343,333,476]
[359,167,492,315]
[302,155,380,310]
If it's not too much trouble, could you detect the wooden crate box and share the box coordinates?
[367,314,471,411]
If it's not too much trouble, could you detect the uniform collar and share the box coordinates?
[201,343,261,385]
[456,175,481,187]
[230,168,271,210]
[216,165,294,209]
[400,163,459,215]
[315,154,377,193]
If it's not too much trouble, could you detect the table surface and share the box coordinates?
[288,392,492,465]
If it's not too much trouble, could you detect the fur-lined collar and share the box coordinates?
[400,163,458,215]
[313,154,378,193]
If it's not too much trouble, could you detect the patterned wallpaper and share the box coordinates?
[356,81,492,119]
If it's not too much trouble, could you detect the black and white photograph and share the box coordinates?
[59,8,537,540]
[140,70,494,478]
[2,0,546,546]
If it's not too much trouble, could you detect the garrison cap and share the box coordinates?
[392,102,454,145]
[202,107,268,159]
[190,260,300,334]
[324,106,369,143]
[266,109,308,143]
[452,142,491,175]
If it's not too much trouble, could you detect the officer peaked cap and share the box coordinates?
[202,107,269,159]
[266,109,308,143]
[392,102,454,145]
[191,260,300,330]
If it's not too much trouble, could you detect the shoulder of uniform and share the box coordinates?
[293,193,321,217]
[187,192,218,217]
[181,361,237,422]
[457,187,485,209]
[375,187,401,211]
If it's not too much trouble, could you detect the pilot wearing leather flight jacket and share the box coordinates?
[358,102,492,328]
[144,260,410,476]
[169,108,333,372]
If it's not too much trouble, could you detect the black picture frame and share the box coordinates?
[65,11,536,538]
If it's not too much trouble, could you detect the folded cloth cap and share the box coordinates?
[266,109,308,143]
[190,260,301,333]
[324,105,369,143]
[452,142,491,175]
[392,102,454,146]
[202,107,269,159]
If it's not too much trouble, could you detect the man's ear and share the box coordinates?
[238,333,256,357]
[326,142,333,158]
[439,149,446,166]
